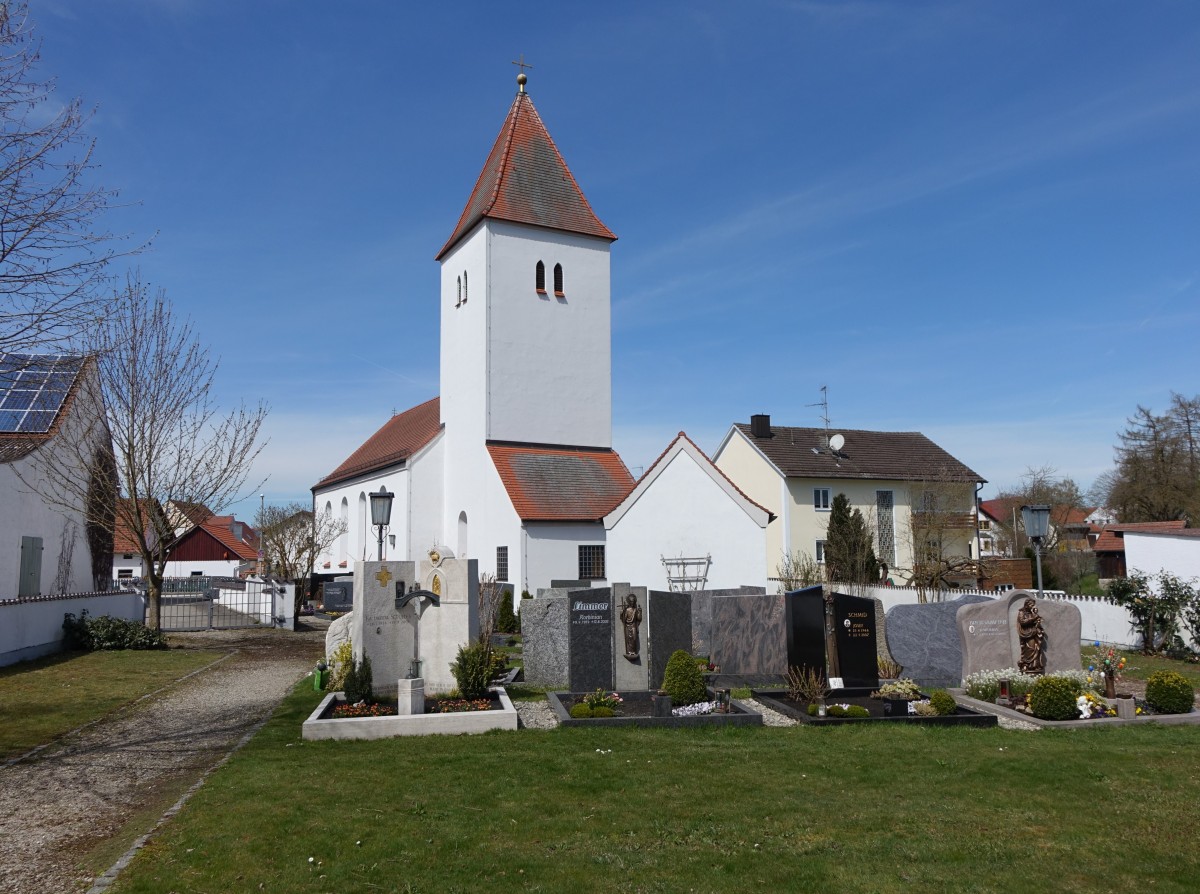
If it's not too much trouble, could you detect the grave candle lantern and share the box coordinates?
[998,678,1011,706]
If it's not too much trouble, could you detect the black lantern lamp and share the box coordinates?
[369,487,394,561]
[1020,504,1051,599]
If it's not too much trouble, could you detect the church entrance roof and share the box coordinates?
[313,397,441,490]
[487,442,634,522]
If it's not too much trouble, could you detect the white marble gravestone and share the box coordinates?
[350,549,478,698]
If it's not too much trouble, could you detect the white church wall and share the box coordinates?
[476,453,523,590]
[406,434,444,561]
[607,450,768,591]
[484,221,612,448]
[313,466,412,573]
[439,234,489,456]
[523,522,606,592]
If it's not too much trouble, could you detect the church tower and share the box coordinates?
[435,72,617,453]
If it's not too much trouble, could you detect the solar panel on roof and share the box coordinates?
[0,353,85,434]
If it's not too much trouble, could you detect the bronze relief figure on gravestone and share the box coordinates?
[1017,598,1047,675]
[620,592,642,661]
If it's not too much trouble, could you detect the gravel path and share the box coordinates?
[0,624,326,894]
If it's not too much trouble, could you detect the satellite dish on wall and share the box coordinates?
[828,433,845,452]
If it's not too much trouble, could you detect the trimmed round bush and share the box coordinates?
[1145,670,1195,714]
[569,704,593,719]
[591,706,615,718]
[451,641,494,699]
[929,689,957,716]
[1028,675,1084,720]
[662,649,707,706]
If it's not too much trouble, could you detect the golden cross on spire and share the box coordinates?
[512,54,533,92]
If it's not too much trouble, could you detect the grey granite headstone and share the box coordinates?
[958,590,1083,680]
[322,581,353,612]
[647,589,692,691]
[613,584,650,692]
[568,587,614,692]
[350,560,416,699]
[886,594,993,687]
[690,587,765,656]
[520,595,568,687]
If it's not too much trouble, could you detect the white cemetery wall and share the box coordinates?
[1,591,145,666]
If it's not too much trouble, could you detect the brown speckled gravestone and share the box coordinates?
[957,591,1081,681]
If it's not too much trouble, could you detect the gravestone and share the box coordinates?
[785,586,879,690]
[885,594,993,687]
[958,591,1082,681]
[519,595,568,687]
[613,584,649,692]
[646,589,692,691]
[350,560,416,700]
[322,581,353,613]
[709,593,787,674]
[568,587,614,692]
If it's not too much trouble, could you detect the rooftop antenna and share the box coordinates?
[807,385,832,448]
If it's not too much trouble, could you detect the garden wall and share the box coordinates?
[0,591,145,667]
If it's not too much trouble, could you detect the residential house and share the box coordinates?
[1094,520,1188,579]
[713,415,984,585]
[0,353,111,597]
[162,514,260,579]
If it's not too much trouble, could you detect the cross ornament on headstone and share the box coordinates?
[395,582,440,678]
[374,566,393,588]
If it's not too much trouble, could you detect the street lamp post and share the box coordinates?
[1021,504,1051,598]
[369,487,394,562]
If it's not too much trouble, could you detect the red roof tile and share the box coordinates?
[315,398,441,490]
[1094,520,1188,552]
[198,516,259,562]
[436,91,616,260]
[488,442,635,522]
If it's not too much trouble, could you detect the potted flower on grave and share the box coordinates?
[873,679,923,716]
[1088,642,1129,700]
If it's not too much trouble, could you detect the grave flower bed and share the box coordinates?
[547,689,762,728]
[752,688,997,727]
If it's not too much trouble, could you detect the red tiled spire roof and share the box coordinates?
[435,91,616,260]
[488,442,634,522]
[314,398,442,490]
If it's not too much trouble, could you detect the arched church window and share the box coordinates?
[463,270,468,303]
[553,263,564,296]
[535,261,546,294]
[456,276,462,307]
[457,511,468,558]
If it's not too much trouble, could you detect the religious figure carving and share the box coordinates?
[619,592,642,661]
[1017,598,1047,675]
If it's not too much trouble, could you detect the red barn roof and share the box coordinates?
[488,443,634,522]
[1094,520,1188,552]
[436,90,616,260]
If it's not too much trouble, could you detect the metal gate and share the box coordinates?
[152,577,278,631]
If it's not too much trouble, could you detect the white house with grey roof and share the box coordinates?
[713,414,984,585]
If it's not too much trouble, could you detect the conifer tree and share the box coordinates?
[824,493,879,585]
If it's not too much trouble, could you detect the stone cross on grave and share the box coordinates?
[396,581,440,679]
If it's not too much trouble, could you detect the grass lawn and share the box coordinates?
[0,648,222,760]
[1080,645,1200,689]
[111,684,1200,894]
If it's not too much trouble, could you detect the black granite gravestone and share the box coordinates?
[784,586,826,675]
[785,587,879,690]
[647,590,692,690]
[322,582,353,612]
[568,587,614,692]
[831,592,879,689]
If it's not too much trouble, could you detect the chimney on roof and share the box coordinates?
[750,414,771,439]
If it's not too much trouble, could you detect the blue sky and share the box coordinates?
[33,1,1200,520]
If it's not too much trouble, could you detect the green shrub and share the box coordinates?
[1029,675,1084,720]
[808,703,869,718]
[496,593,519,635]
[343,654,374,704]
[569,703,593,719]
[451,641,494,699]
[875,678,922,700]
[62,610,167,651]
[662,649,707,706]
[929,689,957,716]
[592,706,615,718]
[1145,670,1195,714]
[730,686,752,699]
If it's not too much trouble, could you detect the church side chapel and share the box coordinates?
[312,71,772,599]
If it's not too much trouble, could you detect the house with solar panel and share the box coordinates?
[0,353,112,598]
[312,74,772,597]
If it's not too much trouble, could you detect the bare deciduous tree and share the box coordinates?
[0,4,138,355]
[29,273,268,629]
[256,502,346,614]
[904,475,989,600]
